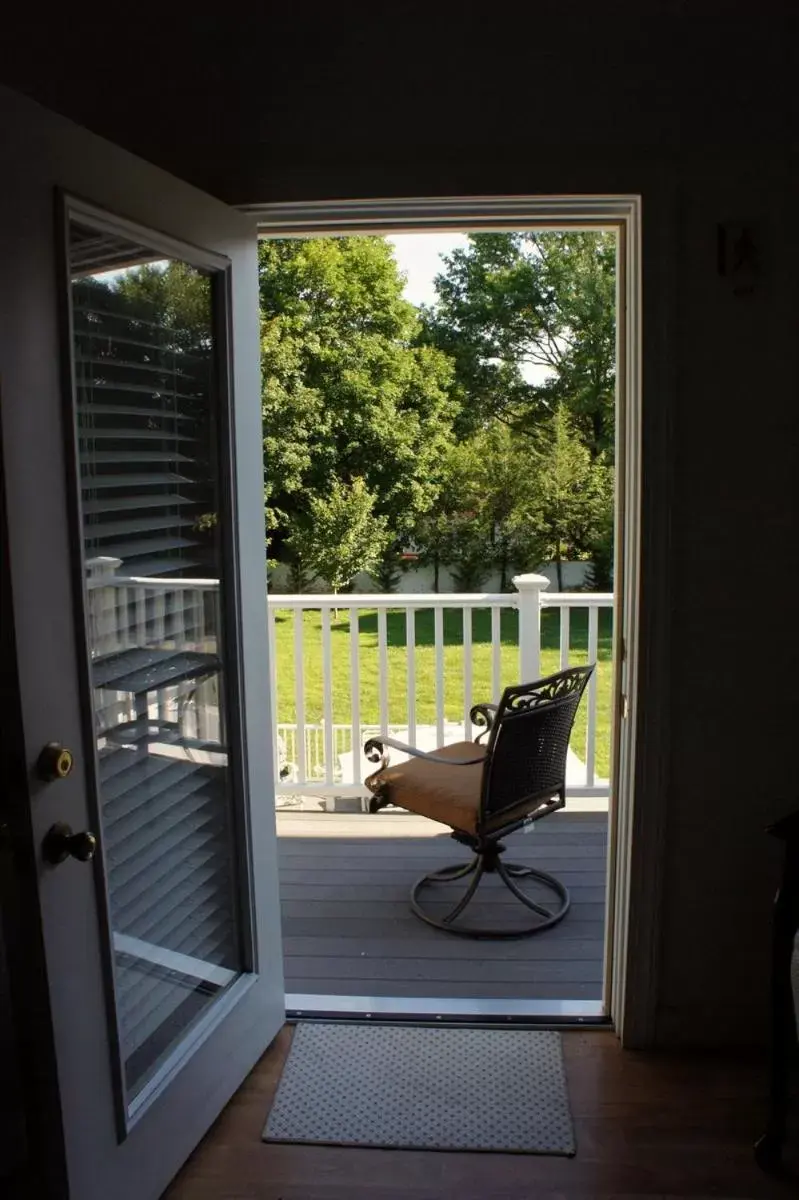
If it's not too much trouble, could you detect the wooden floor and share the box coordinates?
[163,1025,797,1199]
[277,809,607,1001]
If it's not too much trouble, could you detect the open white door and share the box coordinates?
[0,87,284,1199]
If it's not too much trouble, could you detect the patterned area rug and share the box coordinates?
[263,1022,575,1155]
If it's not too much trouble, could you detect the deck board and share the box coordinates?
[277,809,608,1002]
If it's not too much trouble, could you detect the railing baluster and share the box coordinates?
[115,585,127,649]
[378,608,389,738]
[434,606,445,746]
[406,607,416,749]
[211,587,220,654]
[560,605,571,671]
[586,605,599,788]
[162,589,171,646]
[293,609,306,786]
[135,586,147,648]
[267,603,279,783]
[153,590,165,645]
[462,606,472,739]
[177,589,186,648]
[98,583,115,656]
[191,590,203,652]
[322,607,334,785]
[195,679,209,740]
[491,606,501,703]
[349,607,360,789]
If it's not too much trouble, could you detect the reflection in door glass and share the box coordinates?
[68,220,243,1106]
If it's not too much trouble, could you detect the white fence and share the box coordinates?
[268,558,594,597]
[86,559,613,803]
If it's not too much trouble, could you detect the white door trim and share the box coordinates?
[250,195,666,1046]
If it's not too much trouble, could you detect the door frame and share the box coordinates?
[248,195,669,1046]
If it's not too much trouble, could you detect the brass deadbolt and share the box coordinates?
[37,743,74,782]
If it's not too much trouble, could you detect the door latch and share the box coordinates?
[42,823,97,866]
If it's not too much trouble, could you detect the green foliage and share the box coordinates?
[512,405,614,589]
[583,525,614,592]
[112,261,212,345]
[423,232,617,459]
[369,547,407,593]
[415,407,612,592]
[260,238,458,554]
[110,238,617,591]
[415,424,547,591]
[285,477,389,594]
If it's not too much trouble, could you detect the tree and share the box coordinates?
[415,424,546,591]
[511,405,614,590]
[368,550,406,593]
[422,232,616,459]
[260,238,457,567]
[285,477,390,596]
[112,261,212,346]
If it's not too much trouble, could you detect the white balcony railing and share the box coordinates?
[86,558,613,805]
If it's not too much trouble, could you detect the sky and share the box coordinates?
[386,233,469,308]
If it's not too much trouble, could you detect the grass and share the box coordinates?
[272,605,614,779]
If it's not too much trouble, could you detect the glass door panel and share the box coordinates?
[68,219,245,1108]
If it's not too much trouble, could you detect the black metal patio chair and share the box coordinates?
[364,664,594,939]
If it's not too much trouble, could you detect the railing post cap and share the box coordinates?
[85,556,123,573]
[512,573,551,591]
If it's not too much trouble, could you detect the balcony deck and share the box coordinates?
[277,807,607,1003]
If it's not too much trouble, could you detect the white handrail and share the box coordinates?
[270,591,516,607]
[269,591,613,607]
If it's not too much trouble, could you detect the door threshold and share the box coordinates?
[285,993,607,1026]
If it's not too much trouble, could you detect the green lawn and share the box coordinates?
[272,606,614,779]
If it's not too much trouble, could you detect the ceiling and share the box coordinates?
[1,3,795,205]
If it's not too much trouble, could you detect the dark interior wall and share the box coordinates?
[657,152,797,1044]
[2,1,798,1046]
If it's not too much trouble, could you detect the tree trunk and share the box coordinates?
[555,543,564,591]
[433,554,440,593]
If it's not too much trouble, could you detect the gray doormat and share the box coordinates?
[263,1022,575,1155]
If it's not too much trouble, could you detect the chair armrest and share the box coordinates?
[470,702,498,742]
[364,735,485,767]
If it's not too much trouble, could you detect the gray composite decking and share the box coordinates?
[277,808,607,1002]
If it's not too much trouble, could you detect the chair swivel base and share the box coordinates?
[410,846,570,939]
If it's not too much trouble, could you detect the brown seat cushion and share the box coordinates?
[365,741,487,833]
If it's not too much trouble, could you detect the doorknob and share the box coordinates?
[42,823,97,866]
[37,743,74,782]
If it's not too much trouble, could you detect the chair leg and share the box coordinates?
[440,858,486,924]
[498,860,570,921]
[410,850,570,939]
